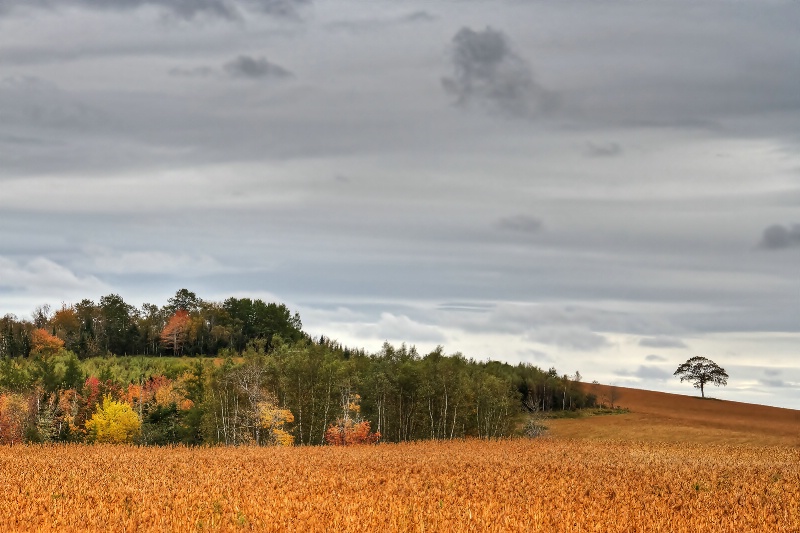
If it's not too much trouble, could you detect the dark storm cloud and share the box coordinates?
[639,336,688,349]
[442,26,556,118]
[223,55,293,79]
[495,215,542,234]
[759,224,800,250]
[645,354,668,363]
[0,0,310,19]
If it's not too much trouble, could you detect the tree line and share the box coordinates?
[1,289,305,359]
[0,290,595,446]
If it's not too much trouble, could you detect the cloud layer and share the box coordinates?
[0,0,311,19]
[1,0,799,408]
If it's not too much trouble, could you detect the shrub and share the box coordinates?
[85,396,141,444]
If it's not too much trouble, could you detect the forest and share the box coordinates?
[0,289,595,446]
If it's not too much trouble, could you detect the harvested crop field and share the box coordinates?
[1,439,798,532]
[548,384,800,446]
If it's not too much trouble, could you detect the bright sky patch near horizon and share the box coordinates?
[1,0,798,408]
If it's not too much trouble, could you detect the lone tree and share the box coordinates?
[674,356,729,398]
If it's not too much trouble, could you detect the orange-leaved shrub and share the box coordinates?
[325,419,380,446]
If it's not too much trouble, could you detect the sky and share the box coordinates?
[1,0,798,408]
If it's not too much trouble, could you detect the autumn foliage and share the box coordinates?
[85,396,142,444]
[160,309,190,355]
[0,393,29,444]
[30,328,65,355]
[324,389,381,445]
[324,419,380,446]
[257,399,295,446]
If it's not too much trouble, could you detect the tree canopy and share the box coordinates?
[674,356,729,398]
[1,289,306,359]
[0,289,598,446]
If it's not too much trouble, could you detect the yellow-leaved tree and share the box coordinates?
[85,396,141,444]
[257,399,294,446]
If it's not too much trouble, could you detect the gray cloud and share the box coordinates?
[451,303,679,339]
[169,66,215,78]
[529,327,611,352]
[639,336,688,349]
[584,141,623,158]
[617,365,671,381]
[759,378,789,388]
[326,10,436,33]
[756,366,798,390]
[223,55,293,79]
[0,134,57,146]
[645,354,668,362]
[248,0,310,18]
[517,348,553,363]
[0,0,310,20]
[350,313,446,344]
[0,76,103,131]
[169,56,292,80]
[496,215,543,234]
[442,26,556,118]
[0,255,109,295]
[760,224,800,250]
[404,11,436,23]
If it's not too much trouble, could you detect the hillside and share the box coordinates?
[547,383,800,446]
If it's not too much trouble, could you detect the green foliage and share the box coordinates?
[31,356,61,394]
[0,357,33,392]
[60,353,85,390]
[142,404,180,445]
[3,289,306,359]
[0,291,596,446]
[81,356,195,384]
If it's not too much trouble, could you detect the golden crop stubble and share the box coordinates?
[0,440,797,532]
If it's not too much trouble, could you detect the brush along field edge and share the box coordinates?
[1,440,798,532]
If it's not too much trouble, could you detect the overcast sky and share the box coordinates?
[1,0,798,408]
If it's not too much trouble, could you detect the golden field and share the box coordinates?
[549,384,800,446]
[1,438,798,532]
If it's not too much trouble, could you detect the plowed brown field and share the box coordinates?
[548,384,800,446]
[1,439,799,532]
